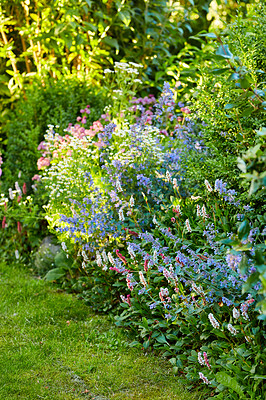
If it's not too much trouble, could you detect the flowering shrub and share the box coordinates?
[106,178,265,399]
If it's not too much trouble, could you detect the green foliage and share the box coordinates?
[0,76,108,188]
[179,6,266,195]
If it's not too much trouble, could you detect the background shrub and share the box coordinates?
[0,77,108,189]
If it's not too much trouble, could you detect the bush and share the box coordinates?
[1,76,108,189]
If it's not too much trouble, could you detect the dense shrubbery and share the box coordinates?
[0,77,108,189]
[0,4,265,400]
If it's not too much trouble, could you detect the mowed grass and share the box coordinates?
[0,262,203,400]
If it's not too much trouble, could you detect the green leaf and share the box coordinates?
[199,32,217,38]
[209,67,230,75]
[102,36,119,51]
[224,103,238,110]
[44,268,65,281]
[237,158,247,173]
[54,252,72,269]
[216,372,244,397]
[156,335,168,344]
[238,220,250,241]
[216,44,233,59]
[228,72,239,81]
[118,10,131,27]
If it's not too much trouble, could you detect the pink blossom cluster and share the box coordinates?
[131,95,156,105]
[77,105,91,124]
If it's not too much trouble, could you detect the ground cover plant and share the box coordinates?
[0,3,265,400]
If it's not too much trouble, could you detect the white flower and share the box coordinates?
[15,182,22,196]
[173,178,178,189]
[104,68,113,74]
[102,250,108,263]
[118,208,125,221]
[185,219,192,232]
[153,215,158,225]
[192,282,204,296]
[127,244,136,259]
[139,271,147,287]
[232,307,240,319]
[198,352,205,366]
[81,250,89,261]
[175,204,182,215]
[61,242,67,252]
[196,204,201,217]
[201,205,207,219]
[15,249,19,259]
[96,251,102,267]
[208,313,220,329]
[204,179,213,192]
[227,323,237,336]
[82,261,86,269]
[166,170,171,182]
[116,179,123,192]
[129,195,134,207]
[199,372,211,385]
[8,188,14,200]
[108,252,115,266]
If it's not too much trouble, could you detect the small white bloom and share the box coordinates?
[118,208,125,221]
[201,205,207,219]
[96,251,102,267]
[61,242,67,252]
[102,249,108,263]
[199,372,211,385]
[104,68,113,74]
[15,182,22,196]
[196,204,201,217]
[82,261,87,269]
[227,323,237,336]
[204,179,213,192]
[15,249,19,259]
[129,195,134,207]
[166,170,171,182]
[116,179,123,192]
[9,188,14,200]
[173,178,178,189]
[232,307,240,319]
[139,271,147,287]
[208,313,220,329]
[198,352,205,366]
[153,215,158,225]
[185,219,192,232]
[108,252,115,266]
[127,244,136,259]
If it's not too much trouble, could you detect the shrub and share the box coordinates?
[1,77,108,189]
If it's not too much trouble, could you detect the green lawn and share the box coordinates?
[0,262,204,400]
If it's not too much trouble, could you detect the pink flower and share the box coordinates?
[2,216,6,229]
[32,174,41,182]
[203,352,211,369]
[37,157,50,170]
[17,221,22,233]
[171,217,175,223]
[17,196,22,203]
[37,141,47,151]
[22,182,27,195]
